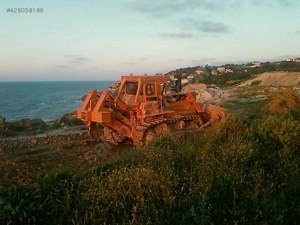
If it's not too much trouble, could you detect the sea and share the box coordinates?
[0,81,113,122]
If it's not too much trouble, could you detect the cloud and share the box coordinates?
[56,55,92,69]
[296,30,300,34]
[128,0,181,14]
[56,65,72,69]
[277,0,296,6]
[127,0,294,16]
[76,57,89,61]
[126,0,242,16]
[158,32,198,39]
[200,21,230,33]
[251,0,296,7]
[251,0,267,6]
[64,55,91,64]
[182,18,230,33]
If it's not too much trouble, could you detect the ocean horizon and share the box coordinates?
[0,81,114,122]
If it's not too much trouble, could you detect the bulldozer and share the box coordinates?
[77,75,226,147]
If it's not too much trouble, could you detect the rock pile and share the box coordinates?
[183,84,226,103]
[0,116,6,133]
[8,118,46,130]
[55,112,84,127]
[0,112,85,138]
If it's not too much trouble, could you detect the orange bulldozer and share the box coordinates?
[77,75,226,147]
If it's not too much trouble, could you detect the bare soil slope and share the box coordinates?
[264,88,300,113]
[239,71,300,87]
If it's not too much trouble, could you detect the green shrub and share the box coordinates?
[0,170,86,225]
[84,167,173,224]
[289,107,300,120]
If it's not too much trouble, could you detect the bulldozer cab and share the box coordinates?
[116,75,170,107]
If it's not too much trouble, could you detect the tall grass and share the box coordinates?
[0,113,299,224]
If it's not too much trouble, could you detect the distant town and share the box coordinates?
[165,58,300,86]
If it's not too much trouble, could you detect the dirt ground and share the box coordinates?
[0,129,132,187]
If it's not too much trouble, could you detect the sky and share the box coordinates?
[0,0,300,81]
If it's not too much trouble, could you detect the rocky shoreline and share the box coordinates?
[0,112,85,139]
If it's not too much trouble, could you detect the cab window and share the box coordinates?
[125,82,138,95]
[146,84,155,96]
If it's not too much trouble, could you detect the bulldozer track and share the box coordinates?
[140,114,204,127]
[133,114,208,148]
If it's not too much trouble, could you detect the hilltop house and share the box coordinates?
[250,61,262,67]
[182,73,189,78]
[187,75,194,80]
[287,58,300,63]
[195,70,204,75]
[181,78,189,85]
[217,67,234,73]
[211,70,218,76]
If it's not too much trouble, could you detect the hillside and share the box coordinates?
[239,71,300,87]
[167,59,300,87]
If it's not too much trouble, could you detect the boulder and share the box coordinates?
[0,116,6,133]
[183,84,225,103]
[0,116,5,125]
[197,90,214,102]
[8,118,46,131]
[56,112,84,126]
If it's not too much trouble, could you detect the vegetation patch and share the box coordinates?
[0,113,299,224]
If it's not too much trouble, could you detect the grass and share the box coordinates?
[0,112,300,224]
